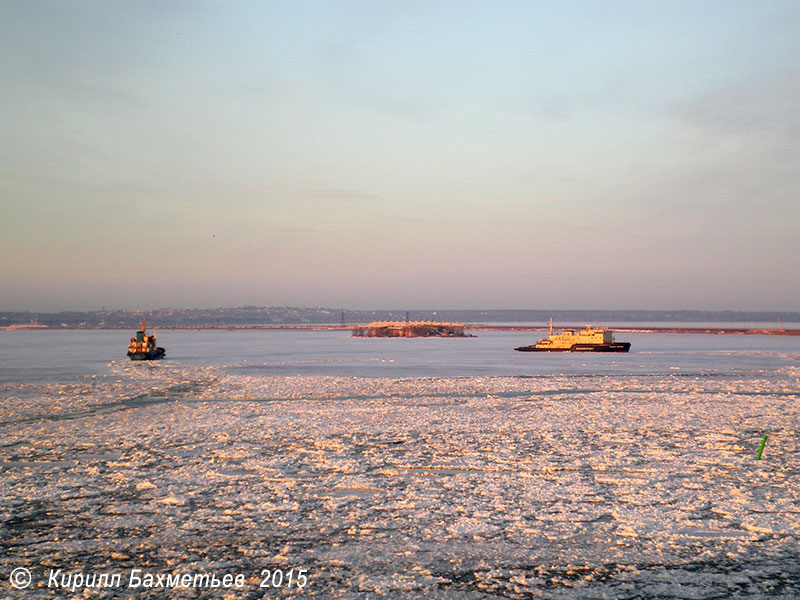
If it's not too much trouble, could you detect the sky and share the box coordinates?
[2,1,799,312]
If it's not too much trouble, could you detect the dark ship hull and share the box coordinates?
[128,347,166,361]
[515,342,631,353]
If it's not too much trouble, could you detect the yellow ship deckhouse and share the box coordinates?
[515,319,630,353]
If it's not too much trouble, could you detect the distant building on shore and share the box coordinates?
[352,321,473,338]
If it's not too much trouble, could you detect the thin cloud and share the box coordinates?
[274,228,326,235]
[312,189,380,203]
[670,68,800,138]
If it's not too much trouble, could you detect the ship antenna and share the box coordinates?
[549,317,553,336]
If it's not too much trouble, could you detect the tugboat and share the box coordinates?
[127,320,166,360]
[515,319,630,353]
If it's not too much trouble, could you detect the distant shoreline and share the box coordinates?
[468,324,800,336]
[3,324,799,335]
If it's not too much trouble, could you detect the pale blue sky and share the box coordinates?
[2,1,799,311]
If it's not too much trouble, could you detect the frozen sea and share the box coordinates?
[1,328,799,599]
